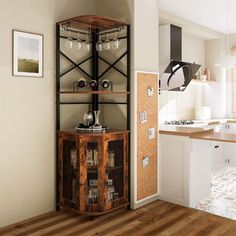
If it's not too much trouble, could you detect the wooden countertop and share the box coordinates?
[191,132,236,143]
[159,126,214,137]
[199,119,236,125]
[159,119,236,137]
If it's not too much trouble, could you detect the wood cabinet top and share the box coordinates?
[58,129,129,137]
[57,15,129,31]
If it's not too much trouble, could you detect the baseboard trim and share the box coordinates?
[132,193,159,209]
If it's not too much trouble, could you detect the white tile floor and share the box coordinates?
[193,167,236,220]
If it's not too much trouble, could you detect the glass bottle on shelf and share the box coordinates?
[108,151,115,168]
[70,149,77,201]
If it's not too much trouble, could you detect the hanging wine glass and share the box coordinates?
[96,34,103,51]
[103,33,111,50]
[65,30,73,49]
[84,32,91,51]
[74,32,82,50]
[111,30,119,50]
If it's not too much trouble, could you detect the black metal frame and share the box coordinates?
[55,23,131,211]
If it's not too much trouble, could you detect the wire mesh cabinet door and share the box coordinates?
[80,135,106,213]
[58,133,79,210]
[103,132,129,211]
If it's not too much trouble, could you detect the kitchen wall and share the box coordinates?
[205,36,233,118]
[159,32,206,123]
[159,83,205,122]
[0,0,96,228]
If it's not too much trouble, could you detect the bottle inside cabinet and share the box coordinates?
[86,142,99,206]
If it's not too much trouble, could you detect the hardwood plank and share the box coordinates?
[3,212,77,236]
[63,201,165,236]
[52,208,128,236]
[1,200,236,236]
[0,211,61,234]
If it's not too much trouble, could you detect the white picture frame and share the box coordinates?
[13,30,43,77]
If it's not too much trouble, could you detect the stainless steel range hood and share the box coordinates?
[159,24,201,91]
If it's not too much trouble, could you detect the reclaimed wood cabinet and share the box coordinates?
[57,130,129,216]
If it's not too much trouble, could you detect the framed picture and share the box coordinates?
[13,30,43,77]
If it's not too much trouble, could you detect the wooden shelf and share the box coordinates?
[87,165,123,173]
[108,165,123,171]
[57,15,129,31]
[59,91,130,95]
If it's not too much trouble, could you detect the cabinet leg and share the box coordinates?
[56,204,60,211]
[126,204,131,211]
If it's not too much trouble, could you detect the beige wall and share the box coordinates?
[183,33,205,69]
[0,0,96,227]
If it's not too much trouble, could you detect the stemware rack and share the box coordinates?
[55,15,131,216]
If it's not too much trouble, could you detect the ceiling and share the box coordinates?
[159,0,236,34]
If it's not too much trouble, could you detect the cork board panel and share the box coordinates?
[137,72,158,201]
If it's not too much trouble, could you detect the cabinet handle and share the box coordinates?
[214,145,219,148]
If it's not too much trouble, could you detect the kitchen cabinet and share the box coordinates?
[225,143,236,167]
[211,141,226,172]
[159,134,212,207]
[159,134,189,206]
[189,139,211,207]
[227,123,236,134]
[211,140,236,173]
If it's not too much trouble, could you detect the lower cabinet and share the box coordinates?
[211,141,236,172]
[227,143,236,166]
[159,134,211,207]
[211,141,226,172]
[159,135,189,206]
[57,130,129,215]
[160,125,236,207]
[189,139,211,206]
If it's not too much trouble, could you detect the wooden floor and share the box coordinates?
[1,200,236,236]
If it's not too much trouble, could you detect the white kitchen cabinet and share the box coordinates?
[189,139,212,206]
[211,141,226,172]
[159,134,190,206]
[228,123,236,134]
[211,140,236,172]
[227,143,236,167]
[159,134,212,207]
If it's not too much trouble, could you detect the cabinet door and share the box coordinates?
[190,139,211,206]
[159,135,189,206]
[58,137,78,210]
[227,143,236,167]
[228,124,236,134]
[104,133,128,210]
[80,137,105,213]
[212,141,226,172]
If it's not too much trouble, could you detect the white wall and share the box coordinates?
[182,33,205,69]
[134,0,159,71]
[205,36,231,118]
[132,0,159,208]
[0,0,96,228]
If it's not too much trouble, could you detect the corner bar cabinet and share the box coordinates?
[58,130,129,215]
